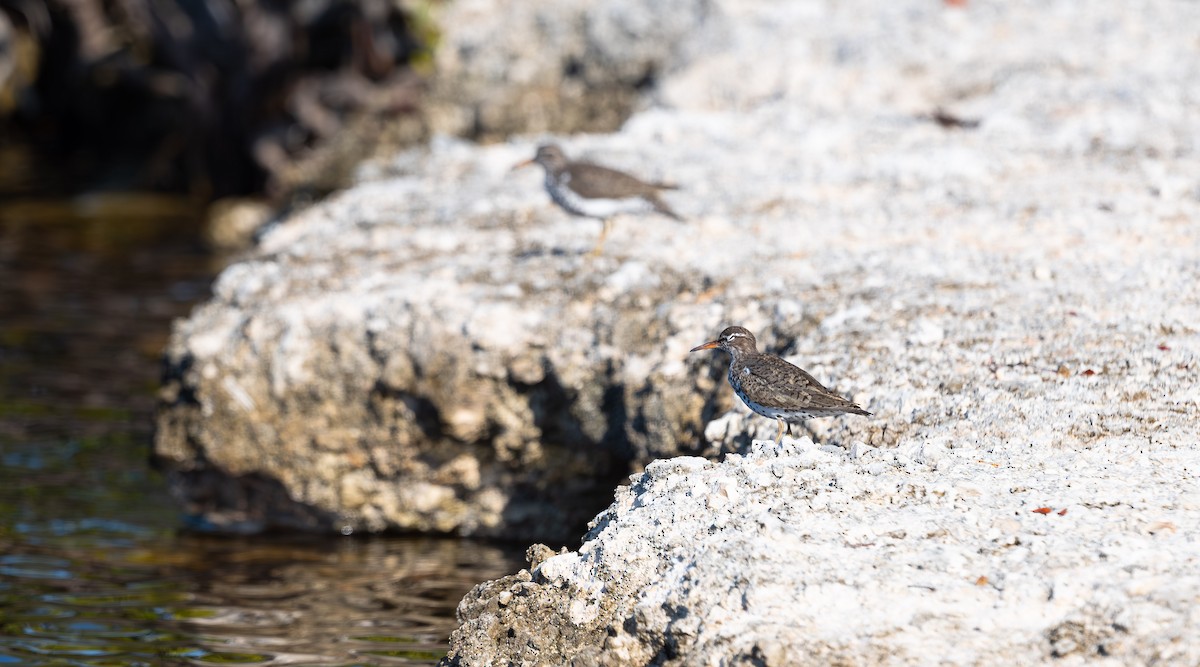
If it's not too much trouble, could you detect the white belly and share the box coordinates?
[547,179,653,219]
[737,391,788,419]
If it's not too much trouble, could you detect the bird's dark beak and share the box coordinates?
[690,340,721,352]
[511,158,535,172]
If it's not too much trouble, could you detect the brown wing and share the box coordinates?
[564,162,665,198]
[740,354,871,415]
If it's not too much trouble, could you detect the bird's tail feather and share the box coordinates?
[649,194,683,221]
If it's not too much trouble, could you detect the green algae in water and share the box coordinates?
[196,651,273,664]
[169,608,219,620]
[359,649,447,661]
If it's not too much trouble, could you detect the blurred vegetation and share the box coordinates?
[0,0,437,201]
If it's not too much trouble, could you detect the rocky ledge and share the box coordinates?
[444,437,1200,665]
[155,0,1199,552]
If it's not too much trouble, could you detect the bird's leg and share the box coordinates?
[775,417,785,445]
[589,218,612,256]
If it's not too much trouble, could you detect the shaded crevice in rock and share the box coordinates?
[517,364,591,452]
[168,469,338,534]
[600,381,635,462]
[370,382,446,445]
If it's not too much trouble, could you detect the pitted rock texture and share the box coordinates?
[444,440,1200,665]
[157,0,1199,544]
[426,0,716,139]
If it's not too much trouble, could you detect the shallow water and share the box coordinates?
[0,183,523,665]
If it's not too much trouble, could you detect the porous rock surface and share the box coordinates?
[426,0,715,139]
[444,438,1200,665]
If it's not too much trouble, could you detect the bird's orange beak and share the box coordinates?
[690,340,721,352]
[511,158,535,172]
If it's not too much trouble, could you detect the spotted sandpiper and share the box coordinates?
[691,326,871,443]
[513,144,681,254]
